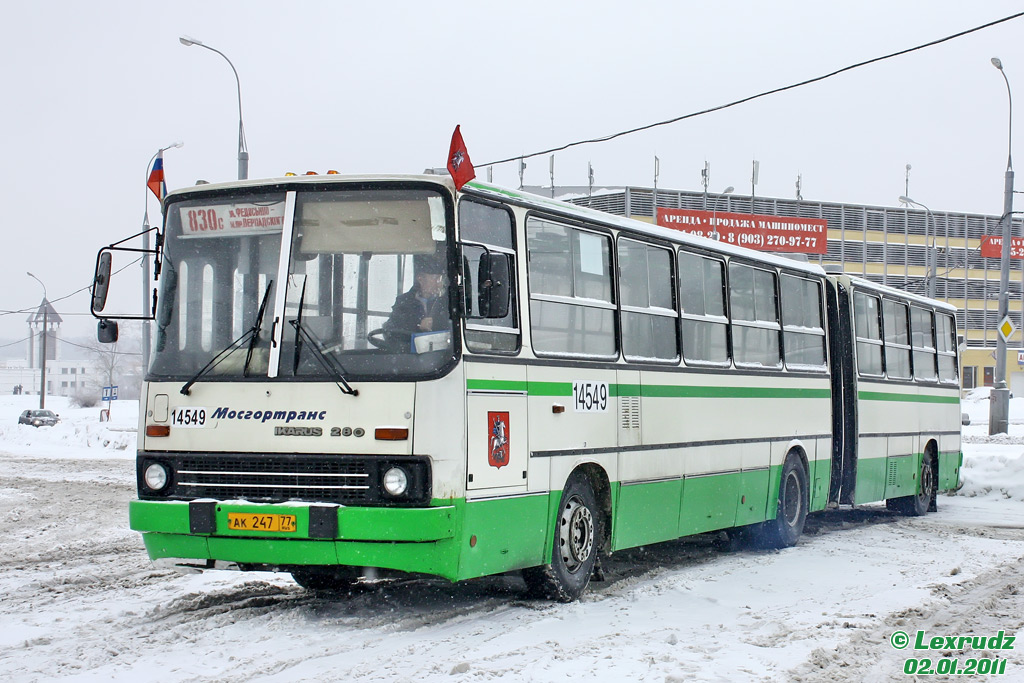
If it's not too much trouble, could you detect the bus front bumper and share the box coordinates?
[129,500,459,579]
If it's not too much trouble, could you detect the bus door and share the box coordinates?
[825,278,857,506]
[466,366,529,491]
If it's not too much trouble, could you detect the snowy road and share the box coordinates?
[1,395,1023,682]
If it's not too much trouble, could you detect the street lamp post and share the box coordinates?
[179,36,248,180]
[991,57,1015,435]
[708,186,735,241]
[898,196,936,297]
[27,272,48,410]
[142,142,183,371]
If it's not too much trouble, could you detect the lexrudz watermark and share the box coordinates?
[890,630,1014,676]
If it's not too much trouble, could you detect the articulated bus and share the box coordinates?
[92,174,962,601]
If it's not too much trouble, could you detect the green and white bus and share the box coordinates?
[92,173,962,600]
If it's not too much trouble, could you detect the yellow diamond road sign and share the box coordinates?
[999,315,1016,342]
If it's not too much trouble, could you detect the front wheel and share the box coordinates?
[522,472,601,602]
[753,453,808,549]
[886,453,936,517]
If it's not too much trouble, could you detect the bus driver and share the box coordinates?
[382,255,449,349]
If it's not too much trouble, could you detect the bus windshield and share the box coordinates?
[150,184,456,382]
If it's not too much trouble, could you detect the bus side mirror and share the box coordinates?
[97,319,119,344]
[92,250,112,314]
[477,252,510,318]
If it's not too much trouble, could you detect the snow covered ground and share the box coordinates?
[0,393,1022,682]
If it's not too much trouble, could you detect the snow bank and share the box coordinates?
[0,395,137,458]
[956,387,1024,500]
[959,447,1024,501]
[961,386,1024,426]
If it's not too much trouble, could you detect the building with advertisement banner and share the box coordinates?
[656,208,828,255]
[533,185,1024,394]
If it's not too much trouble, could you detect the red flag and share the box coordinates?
[147,151,166,202]
[447,125,476,190]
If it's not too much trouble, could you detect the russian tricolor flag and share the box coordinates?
[147,151,166,202]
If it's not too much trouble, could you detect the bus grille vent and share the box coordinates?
[886,460,899,487]
[174,456,371,503]
[620,396,641,430]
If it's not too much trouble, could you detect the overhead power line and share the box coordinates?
[480,11,1024,167]
[0,256,144,319]
[59,337,142,356]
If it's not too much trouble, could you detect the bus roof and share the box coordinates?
[163,173,459,199]
[839,273,958,313]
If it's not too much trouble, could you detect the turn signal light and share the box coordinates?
[375,427,409,441]
[305,171,317,175]
[284,172,297,176]
[326,169,340,174]
[146,425,171,437]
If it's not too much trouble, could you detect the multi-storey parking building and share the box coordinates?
[545,185,1024,394]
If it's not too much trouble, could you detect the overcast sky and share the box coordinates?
[3,1,1024,341]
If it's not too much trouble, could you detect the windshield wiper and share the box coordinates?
[180,282,273,396]
[291,278,308,375]
[243,283,274,378]
[289,313,358,397]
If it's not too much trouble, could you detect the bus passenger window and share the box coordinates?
[853,292,883,376]
[729,263,781,368]
[678,251,728,364]
[910,306,937,381]
[780,274,826,370]
[936,313,958,383]
[527,218,615,358]
[882,299,912,379]
[618,238,678,362]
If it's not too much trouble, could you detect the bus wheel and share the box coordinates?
[290,567,359,593]
[886,453,936,517]
[755,453,808,549]
[522,472,601,602]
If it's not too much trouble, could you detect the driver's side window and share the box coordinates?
[460,199,519,354]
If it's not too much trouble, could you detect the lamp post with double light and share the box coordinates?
[708,186,735,241]
[898,195,936,298]
[179,36,248,180]
[27,272,48,410]
[991,57,1015,435]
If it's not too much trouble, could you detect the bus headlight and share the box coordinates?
[144,462,169,491]
[382,467,409,496]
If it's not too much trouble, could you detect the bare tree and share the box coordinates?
[83,324,144,403]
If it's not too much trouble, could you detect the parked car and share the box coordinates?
[18,409,59,427]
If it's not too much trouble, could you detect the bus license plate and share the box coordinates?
[227,513,297,533]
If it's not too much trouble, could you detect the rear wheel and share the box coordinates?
[887,453,936,517]
[290,566,360,593]
[522,472,601,602]
[754,453,808,549]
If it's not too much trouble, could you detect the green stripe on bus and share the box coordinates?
[527,381,573,396]
[642,385,829,399]
[468,379,827,400]
[858,391,959,404]
[466,379,529,392]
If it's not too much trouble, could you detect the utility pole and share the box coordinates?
[991,57,1015,435]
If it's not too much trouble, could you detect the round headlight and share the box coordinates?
[382,467,409,496]
[144,462,169,491]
